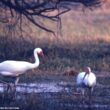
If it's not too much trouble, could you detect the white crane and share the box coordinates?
[0,48,44,92]
[76,67,96,103]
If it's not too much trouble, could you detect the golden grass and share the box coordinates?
[19,7,110,47]
[0,6,110,73]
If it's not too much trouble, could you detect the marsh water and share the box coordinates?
[0,75,110,110]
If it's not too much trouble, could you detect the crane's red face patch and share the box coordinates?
[38,51,44,57]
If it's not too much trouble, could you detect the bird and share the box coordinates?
[0,48,44,93]
[76,67,96,103]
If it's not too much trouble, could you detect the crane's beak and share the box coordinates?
[83,72,88,80]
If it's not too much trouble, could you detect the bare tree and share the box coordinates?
[0,0,106,36]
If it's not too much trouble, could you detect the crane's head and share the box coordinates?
[82,67,91,80]
[84,67,91,74]
[34,48,44,57]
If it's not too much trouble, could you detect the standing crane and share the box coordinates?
[0,48,44,93]
[76,67,96,103]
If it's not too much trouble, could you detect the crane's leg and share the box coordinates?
[6,76,20,100]
[81,88,85,104]
[3,83,11,98]
[6,76,19,93]
[13,76,20,99]
[15,76,19,85]
[88,87,93,105]
[6,83,12,93]
[10,76,19,92]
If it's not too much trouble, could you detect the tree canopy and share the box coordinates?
[0,0,106,36]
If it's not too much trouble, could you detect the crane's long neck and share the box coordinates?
[83,72,89,81]
[31,52,40,69]
[83,68,91,80]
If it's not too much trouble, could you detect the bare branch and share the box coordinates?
[0,0,106,35]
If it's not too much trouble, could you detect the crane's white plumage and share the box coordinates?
[77,72,96,88]
[76,67,96,103]
[0,48,44,77]
[76,67,96,88]
[0,48,44,93]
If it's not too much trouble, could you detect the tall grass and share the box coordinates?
[0,6,110,74]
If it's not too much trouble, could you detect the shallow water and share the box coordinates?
[0,80,110,110]
[0,81,71,93]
